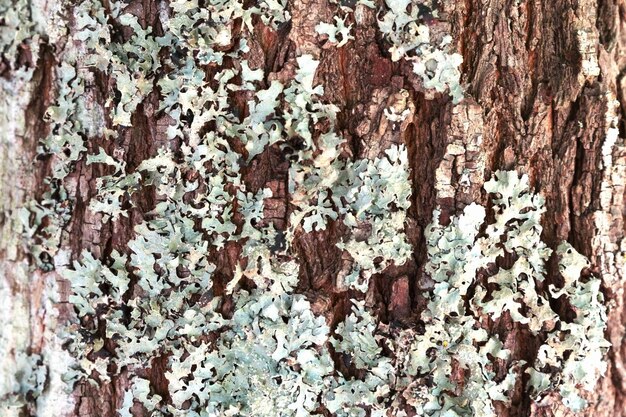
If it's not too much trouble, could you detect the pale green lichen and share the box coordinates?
[317,0,464,102]
[416,170,609,415]
[3,0,608,416]
[324,300,395,416]
[0,352,47,409]
[334,144,413,291]
[74,0,160,127]
[60,164,609,416]
[378,0,464,102]
[316,16,354,48]
[532,242,610,410]
[0,0,43,70]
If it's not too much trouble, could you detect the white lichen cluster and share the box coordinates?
[379,0,464,102]
[413,171,610,415]
[62,156,610,417]
[315,0,463,102]
[0,0,609,416]
[52,1,413,413]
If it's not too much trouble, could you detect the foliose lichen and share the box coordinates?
[1,0,609,416]
[61,161,609,417]
[378,0,464,102]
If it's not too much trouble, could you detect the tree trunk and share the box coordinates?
[1,0,625,417]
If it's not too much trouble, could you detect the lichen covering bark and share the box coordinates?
[0,1,615,417]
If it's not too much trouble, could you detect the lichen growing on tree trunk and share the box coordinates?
[1,0,625,417]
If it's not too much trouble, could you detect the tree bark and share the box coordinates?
[1,0,625,417]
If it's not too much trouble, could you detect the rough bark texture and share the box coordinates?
[1,0,625,416]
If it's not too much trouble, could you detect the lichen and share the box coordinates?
[2,0,609,416]
[59,164,609,416]
[378,0,464,102]
[316,16,354,48]
[416,171,609,415]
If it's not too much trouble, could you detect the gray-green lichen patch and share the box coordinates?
[0,352,46,410]
[2,0,609,416]
[379,0,464,102]
[1,1,76,415]
[0,0,58,263]
[533,242,610,410]
[310,0,465,102]
[324,300,395,416]
[419,171,609,415]
[334,144,413,291]
[168,291,332,416]
[60,163,609,416]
